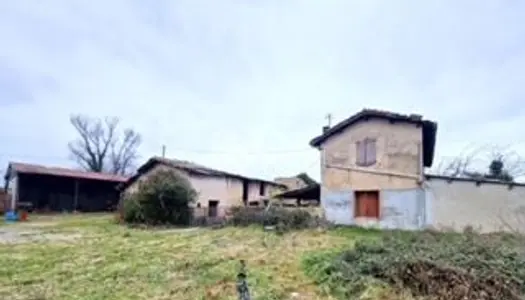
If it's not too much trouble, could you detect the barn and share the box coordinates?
[3,162,127,212]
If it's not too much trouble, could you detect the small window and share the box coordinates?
[248,201,259,207]
[356,138,377,166]
[259,183,266,196]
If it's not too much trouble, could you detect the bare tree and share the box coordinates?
[68,115,141,175]
[434,145,525,182]
[487,148,525,179]
[434,146,486,177]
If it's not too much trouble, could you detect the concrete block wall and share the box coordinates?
[425,177,525,233]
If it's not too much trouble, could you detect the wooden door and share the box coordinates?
[354,191,380,219]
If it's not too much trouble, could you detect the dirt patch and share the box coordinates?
[154,227,201,235]
[0,227,81,244]
[16,221,61,228]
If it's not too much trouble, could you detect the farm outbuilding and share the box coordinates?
[119,157,287,217]
[3,162,127,212]
[310,108,525,233]
[274,183,320,207]
[0,188,9,213]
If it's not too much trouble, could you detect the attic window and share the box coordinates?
[356,138,376,166]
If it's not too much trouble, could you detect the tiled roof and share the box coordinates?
[8,162,128,182]
[309,108,438,167]
[141,157,286,186]
[146,157,226,177]
[119,156,287,191]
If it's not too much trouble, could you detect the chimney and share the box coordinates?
[322,126,330,133]
[409,114,423,121]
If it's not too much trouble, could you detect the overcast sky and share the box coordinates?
[1,1,524,181]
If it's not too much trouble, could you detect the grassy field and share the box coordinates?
[0,214,368,300]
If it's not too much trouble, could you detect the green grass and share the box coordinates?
[0,214,368,300]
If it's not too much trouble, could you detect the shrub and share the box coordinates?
[228,206,268,226]
[302,230,525,300]
[228,206,318,231]
[119,170,197,226]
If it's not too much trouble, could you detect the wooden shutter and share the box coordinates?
[365,139,376,165]
[356,141,365,166]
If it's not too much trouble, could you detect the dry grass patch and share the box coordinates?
[0,214,357,300]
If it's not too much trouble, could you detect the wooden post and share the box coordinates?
[73,180,79,211]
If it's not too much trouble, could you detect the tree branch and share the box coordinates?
[68,114,141,175]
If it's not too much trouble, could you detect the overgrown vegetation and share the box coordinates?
[303,229,525,300]
[228,205,321,232]
[0,214,354,300]
[119,170,197,226]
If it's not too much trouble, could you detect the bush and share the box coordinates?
[228,206,318,231]
[302,230,525,300]
[119,170,197,226]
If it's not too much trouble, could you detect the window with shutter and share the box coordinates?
[365,138,377,165]
[356,141,364,165]
[356,138,377,166]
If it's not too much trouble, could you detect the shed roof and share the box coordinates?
[309,109,438,167]
[119,156,287,191]
[5,162,128,182]
[274,183,320,200]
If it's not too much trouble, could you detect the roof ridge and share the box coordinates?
[8,162,128,182]
[150,156,285,186]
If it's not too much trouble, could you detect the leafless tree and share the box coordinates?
[68,115,141,175]
[434,146,486,177]
[434,145,525,181]
[487,147,525,178]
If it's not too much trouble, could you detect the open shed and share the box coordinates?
[4,162,128,212]
[274,184,320,206]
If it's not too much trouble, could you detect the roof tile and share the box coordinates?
[9,162,128,182]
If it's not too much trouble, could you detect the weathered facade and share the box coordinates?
[425,175,525,233]
[120,157,287,217]
[310,109,437,229]
[310,109,525,233]
[3,162,127,212]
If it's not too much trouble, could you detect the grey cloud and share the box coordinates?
[0,0,525,181]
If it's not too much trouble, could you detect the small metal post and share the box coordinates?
[325,113,332,127]
[236,260,251,300]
